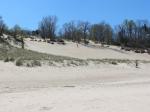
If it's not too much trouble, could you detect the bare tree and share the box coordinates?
[0,16,6,36]
[77,21,90,44]
[61,21,90,44]
[11,25,24,49]
[103,24,113,44]
[90,22,113,44]
[12,25,22,39]
[62,21,76,41]
[39,16,57,40]
[115,19,150,48]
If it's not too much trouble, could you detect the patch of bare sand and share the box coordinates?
[25,40,150,60]
[0,61,150,112]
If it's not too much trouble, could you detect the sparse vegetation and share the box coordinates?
[16,59,23,66]
[26,60,41,67]
[31,60,41,67]
[135,60,139,68]
[4,57,9,62]
[4,57,15,62]
[0,40,150,68]
[0,42,85,67]
[9,57,15,62]
[111,61,118,65]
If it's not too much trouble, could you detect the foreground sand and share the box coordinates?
[0,61,150,112]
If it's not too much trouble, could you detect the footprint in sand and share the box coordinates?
[40,106,53,111]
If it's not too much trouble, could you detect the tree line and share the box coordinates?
[114,19,150,48]
[1,16,150,49]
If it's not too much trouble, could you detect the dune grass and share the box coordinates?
[0,40,150,67]
[0,42,86,67]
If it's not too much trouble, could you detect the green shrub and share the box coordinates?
[9,57,15,62]
[31,60,41,67]
[4,57,9,62]
[4,57,15,62]
[49,61,55,66]
[111,61,118,65]
[16,59,23,66]
[26,63,31,67]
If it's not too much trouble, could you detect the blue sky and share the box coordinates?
[0,0,149,30]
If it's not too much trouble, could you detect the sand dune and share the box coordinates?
[0,40,150,112]
[25,39,150,60]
